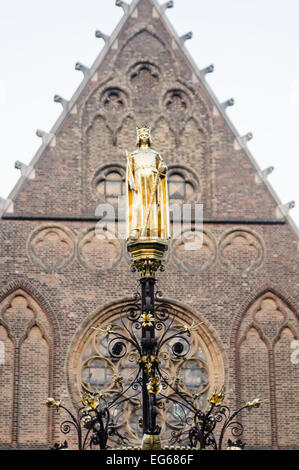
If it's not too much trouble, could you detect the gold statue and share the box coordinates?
[126,125,170,241]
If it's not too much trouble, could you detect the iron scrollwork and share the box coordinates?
[47,280,261,450]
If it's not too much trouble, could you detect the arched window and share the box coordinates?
[68,299,225,448]
[167,166,199,206]
[168,172,186,204]
[0,289,54,447]
[93,165,126,204]
[236,292,299,449]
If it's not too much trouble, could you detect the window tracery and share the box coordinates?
[70,300,224,447]
[93,165,126,204]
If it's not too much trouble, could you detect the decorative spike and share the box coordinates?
[179,32,193,45]
[75,62,90,78]
[161,1,174,11]
[276,201,295,219]
[201,64,214,75]
[54,94,69,112]
[221,98,234,110]
[115,0,129,14]
[95,30,109,43]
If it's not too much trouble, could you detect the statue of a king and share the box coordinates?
[126,125,170,241]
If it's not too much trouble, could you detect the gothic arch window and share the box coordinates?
[0,289,54,448]
[100,88,127,113]
[164,89,190,113]
[168,172,186,204]
[129,62,160,93]
[235,291,299,449]
[93,164,126,205]
[167,166,200,205]
[68,299,225,447]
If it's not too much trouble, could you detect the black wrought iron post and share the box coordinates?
[140,275,159,435]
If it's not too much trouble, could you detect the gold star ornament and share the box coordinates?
[139,313,154,327]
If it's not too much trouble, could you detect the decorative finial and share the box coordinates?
[36,129,56,147]
[15,161,35,179]
[115,0,129,14]
[261,166,274,177]
[255,166,274,184]
[75,62,90,78]
[241,132,253,143]
[54,94,69,112]
[276,201,296,219]
[201,64,214,75]
[179,32,193,45]
[161,1,174,11]
[221,98,235,110]
[95,30,109,43]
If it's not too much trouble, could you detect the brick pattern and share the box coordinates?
[0,325,14,445]
[18,326,50,446]
[275,329,298,447]
[0,0,298,449]
[6,0,275,220]
[239,328,272,448]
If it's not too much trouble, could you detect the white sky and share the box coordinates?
[0,0,298,227]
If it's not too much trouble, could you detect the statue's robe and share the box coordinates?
[126,148,170,240]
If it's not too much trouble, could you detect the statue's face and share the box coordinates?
[138,128,150,144]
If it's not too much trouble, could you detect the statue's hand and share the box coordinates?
[159,164,168,175]
[129,183,137,191]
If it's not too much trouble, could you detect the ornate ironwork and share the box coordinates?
[47,277,261,450]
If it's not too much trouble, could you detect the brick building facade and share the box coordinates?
[0,0,298,449]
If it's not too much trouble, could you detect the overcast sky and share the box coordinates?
[0,0,298,227]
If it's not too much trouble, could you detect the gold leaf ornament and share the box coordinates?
[208,386,225,406]
[246,398,262,409]
[46,397,61,408]
[92,324,115,336]
[147,378,162,394]
[81,393,105,411]
[180,321,203,337]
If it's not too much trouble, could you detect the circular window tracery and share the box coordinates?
[100,88,127,113]
[69,300,225,447]
[164,89,190,113]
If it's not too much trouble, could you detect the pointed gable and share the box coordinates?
[1,0,296,232]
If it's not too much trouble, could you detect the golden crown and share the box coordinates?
[136,124,151,134]
[136,124,152,146]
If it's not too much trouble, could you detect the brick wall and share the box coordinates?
[0,0,298,449]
